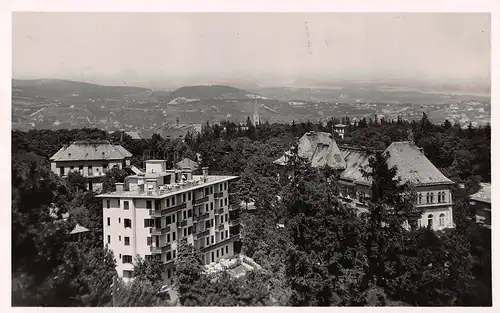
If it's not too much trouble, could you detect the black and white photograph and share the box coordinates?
[8,4,495,308]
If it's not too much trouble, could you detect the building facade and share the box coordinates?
[96,160,240,285]
[338,142,455,231]
[50,140,132,192]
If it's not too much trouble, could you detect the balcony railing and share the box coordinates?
[161,243,171,252]
[161,202,187,215]
[151,228,161,235]
[196,229,210,239]
[214,192,224,199]
[229,204,240,211]
[150,246,162,254]
[194,212,210,221]
[217,224,225,231]
[161,225,171,234]
[193,196,209,205]
[229,218,240,226]
[177,220,187,227]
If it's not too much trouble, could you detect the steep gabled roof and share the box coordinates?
[50,140,132,161]
[383,141,453,186]
[274,131,346,170]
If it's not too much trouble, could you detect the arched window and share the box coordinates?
[430,192,434,203]
[439,213,445,227]
[418,193,422,204]
[427,214,434,228]
[426,193,430,203]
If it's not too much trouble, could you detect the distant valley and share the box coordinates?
[12,78,491,136]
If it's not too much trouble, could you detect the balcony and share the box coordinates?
[161,202,186,215]
[193,196,209,205]
[215,208,224,215]
[161,243,171,252]
[161,225,171,234]
[196,229,210,239]
[229,218,240,226]
[229,204,240,211]
[150,246,162,254]
[177,220,188,228]
[151,228,161,236]
[217,224,225,231]
[214,192,224,199]
[194,212,210,221]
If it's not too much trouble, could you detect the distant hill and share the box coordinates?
[12,78,151,99]
[161,85,253,102]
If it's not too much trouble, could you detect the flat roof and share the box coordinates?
[96,174,238,199]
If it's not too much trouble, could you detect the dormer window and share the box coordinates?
[68,153,71,158]
[102,152,105,158]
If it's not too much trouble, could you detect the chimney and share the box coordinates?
[115,183,124,192]
[202,167,209,182]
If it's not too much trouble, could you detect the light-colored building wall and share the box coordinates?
[51,159,124,177]
[100,176,238,285]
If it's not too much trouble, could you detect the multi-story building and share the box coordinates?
[96,160,240,284]
[470,183,491,229]
[50,140,132,192]
[334,124,347,139]
[338,141,455,230]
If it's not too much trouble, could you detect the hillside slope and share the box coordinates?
[162,85,252,102]
[12,78,151,99]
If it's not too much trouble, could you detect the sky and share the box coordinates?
[12,12,491,88]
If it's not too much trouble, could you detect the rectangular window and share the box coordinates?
[205,204,209,211]
[216,249,219,258]
[183,228,187,237]
[206,237,210,246]
[211,252,214,263]
[188,192,192,201]
[183,210,187,220]
[123,255,133,264]
[225,214,228,221]
[144,219,154,227]
[106,200,110,209]
[173,250,176,258]
[119,236,121,241]
[225,198,228,206]
[172,197,176,206]
[124,237,130,246]
[172,232,176,241]
[166,252,172,261]
[221,232,224,240]
[211,235,214,244]
[221,247,224,256]
[188,209,192,218]
[123,270,134,278]
[166,198,170,207]
[147,237,152,246]
[226,230,228,238]
[155,217,161,229]
[119,218,121,223]
[107,235,110,244]
[226,246,228,254]
[146,200,152,209]
[221,215,224,224]
[107,217,110,226]
[210,186,213,194]
[166,215,172,225]
[124,219,132,228]
[59,167,65,176]
[220,200,223,207]
[188,226,192,235]
[172,214,176,223]
[183,193,186,203]
[167,269,171,279]
[205,187,209,196]
[124,201,129,210]
[211,219,214,227]
[211,202,214,210]
[167,233,171,243]
[205,221,210,229]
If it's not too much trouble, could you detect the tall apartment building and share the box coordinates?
[96,160,240,284]
[50,140,132,192]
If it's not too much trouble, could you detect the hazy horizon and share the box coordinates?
[12,12,490,89]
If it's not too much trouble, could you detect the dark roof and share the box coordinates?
[50,140,132,161]
[470,183,491,204]
[340,147,373,185]
[274,131,346,169]
[384,142,453,186]
[340,142,453,187]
